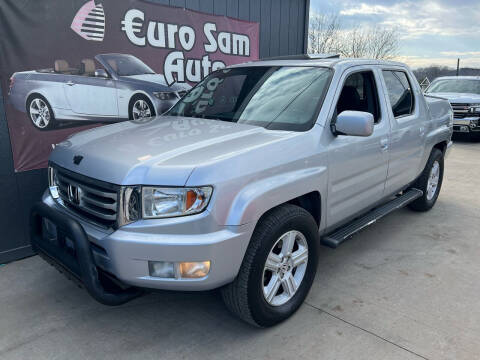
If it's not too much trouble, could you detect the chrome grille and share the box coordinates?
[450,103,471,119]
[54,166,119,228]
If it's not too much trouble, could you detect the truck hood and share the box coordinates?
[429,92,480,103]
[50,116,294,186]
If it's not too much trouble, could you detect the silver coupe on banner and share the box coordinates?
[8,53,190,130]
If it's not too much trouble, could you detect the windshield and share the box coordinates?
[426,79,480,95]
[166,66,332,131]
[101,54,155,76]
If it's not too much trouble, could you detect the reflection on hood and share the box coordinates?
[51,116,295,185]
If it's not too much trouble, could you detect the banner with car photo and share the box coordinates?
[0,0,259,172]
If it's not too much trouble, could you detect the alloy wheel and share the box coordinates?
[262,230,309,306]
[29,98,50,129]
[426,160,440,200]
[132,99,152,119]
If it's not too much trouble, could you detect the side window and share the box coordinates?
[382,70,414,117]
[335,71,380,123]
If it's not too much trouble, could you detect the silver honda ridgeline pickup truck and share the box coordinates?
[31,56,453,327]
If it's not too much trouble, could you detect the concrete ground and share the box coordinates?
[1,139,479,360]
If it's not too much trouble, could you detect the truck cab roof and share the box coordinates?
[229,56,407,71]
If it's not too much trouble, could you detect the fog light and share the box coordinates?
[470,122,477,129]
[149,261,175,278]
[179,261,210,278]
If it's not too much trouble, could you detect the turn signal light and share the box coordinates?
[179,261,210,278]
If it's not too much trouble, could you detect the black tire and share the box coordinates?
[26,94,56,130]
[408,148,444,212]
[221,204,319,327]
[128,95,155,120]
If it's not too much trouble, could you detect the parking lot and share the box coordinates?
[1,139,479,360]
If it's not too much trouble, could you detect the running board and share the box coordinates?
[321,189,423,249]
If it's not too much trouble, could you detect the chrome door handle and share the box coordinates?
[66,81,75,86]
[380,138,389,151]
[419,127,425,136]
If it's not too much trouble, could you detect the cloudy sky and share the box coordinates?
[310,0,480,68]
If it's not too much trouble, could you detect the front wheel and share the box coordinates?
[408,148,444,212]
[129,95,155,120]
[221,204,319,327]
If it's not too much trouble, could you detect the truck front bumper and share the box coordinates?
[453,117,480,132]
[31,192,254,298]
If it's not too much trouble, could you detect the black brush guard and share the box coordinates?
[30,202,142,305]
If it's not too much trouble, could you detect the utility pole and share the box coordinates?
[456,58,460,76]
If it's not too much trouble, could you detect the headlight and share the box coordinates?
[153,91,177,100]
[122,186,141,223]
[469,105,480,114]
[142,186,212,219]
[121,186,213,225]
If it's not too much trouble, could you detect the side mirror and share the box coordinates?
[95,69,109,78]
[334,110,374,137]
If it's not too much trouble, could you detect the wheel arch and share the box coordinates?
[255,191,322,228]
[286,191,321,227]
[432,140,448,155]
[223,167,327,230]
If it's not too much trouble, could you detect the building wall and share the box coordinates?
[0,0,310,263]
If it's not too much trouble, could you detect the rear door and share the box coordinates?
[380,68,425,195]
[326,66,390,228]
[63,74,118,116]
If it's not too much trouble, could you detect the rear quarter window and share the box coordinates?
[382,70,414,117]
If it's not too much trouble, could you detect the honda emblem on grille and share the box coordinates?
[67,184,82,205]
[73,155,83,165]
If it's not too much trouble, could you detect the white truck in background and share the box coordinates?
[425,76,480,138]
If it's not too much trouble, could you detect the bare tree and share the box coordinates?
[364,26,399,60]
[339,27,369,58]
[308,13,342,54]
[308,13,400,60]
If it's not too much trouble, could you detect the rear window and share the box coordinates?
[382,70,414,117]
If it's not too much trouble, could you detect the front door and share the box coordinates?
[326,68,390,228]
[63,75,118,116]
